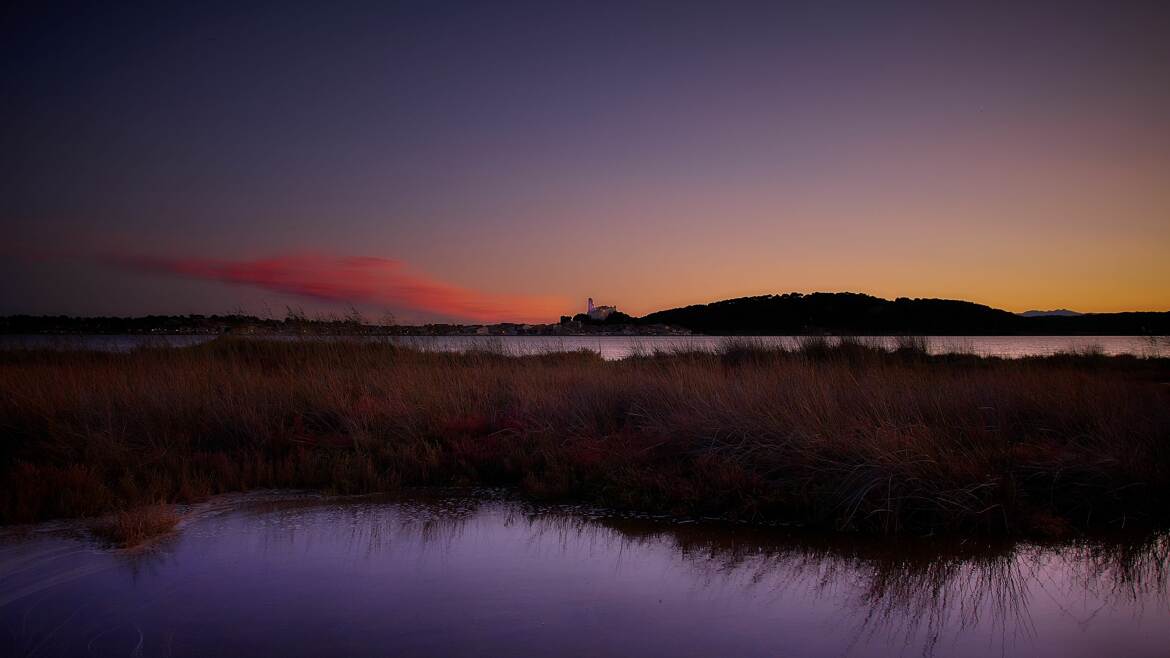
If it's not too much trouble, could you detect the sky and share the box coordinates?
[2,0,1168,323]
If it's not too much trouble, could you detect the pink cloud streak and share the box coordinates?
[109,252,565,323]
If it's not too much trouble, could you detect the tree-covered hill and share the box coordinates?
[638,293,1170,335]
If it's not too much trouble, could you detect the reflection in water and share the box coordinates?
[526,511,1169,656]
[1,492,1167,657]
[0,334,1161,359]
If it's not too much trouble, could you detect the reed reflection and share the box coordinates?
[2,494,1167,658]
[222,496,1170,655]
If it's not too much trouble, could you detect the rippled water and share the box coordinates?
[1,334,1163,359]
[1,492,1167,657]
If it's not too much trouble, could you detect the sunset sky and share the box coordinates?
[3,1,1168,323]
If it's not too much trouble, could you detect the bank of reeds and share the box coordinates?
[1,337,1167,536]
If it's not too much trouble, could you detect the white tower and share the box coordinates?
[587,297,595,313]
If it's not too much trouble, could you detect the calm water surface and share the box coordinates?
[1,334,1164,359]
[1,492,1166,657]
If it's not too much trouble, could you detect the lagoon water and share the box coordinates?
[0,334,1163,359]
[1,492,1167,657]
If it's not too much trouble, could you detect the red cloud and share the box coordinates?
[109,252,565,323]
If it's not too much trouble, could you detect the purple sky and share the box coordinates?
[3,1,1168,321]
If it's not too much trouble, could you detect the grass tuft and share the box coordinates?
[90,504,180,547]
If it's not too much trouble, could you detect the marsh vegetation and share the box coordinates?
[1,337,1167,536]
[89,504,180,547]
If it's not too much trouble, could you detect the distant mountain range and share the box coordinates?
[1018,309,1083,317]
[636,293,1168,335]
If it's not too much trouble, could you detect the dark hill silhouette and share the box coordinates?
[2,295,1168,336]
[1019,309,1082,317]
[638,293,1170,335]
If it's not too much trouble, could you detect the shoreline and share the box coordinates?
[2,328,1168,337]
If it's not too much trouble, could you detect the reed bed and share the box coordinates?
[1,337,1167,536]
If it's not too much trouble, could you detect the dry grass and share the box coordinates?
[90,503,180,547]
[1,337,1168,536]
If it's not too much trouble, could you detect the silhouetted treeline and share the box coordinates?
[0,314,389,335]
[569,310,636,326]
[4,293,1168,336]
[637,293,1170,335]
